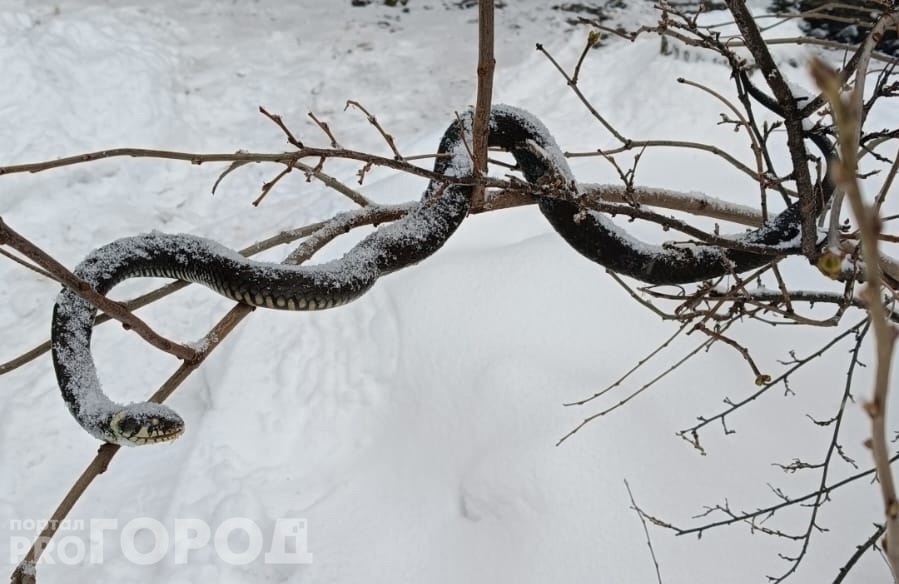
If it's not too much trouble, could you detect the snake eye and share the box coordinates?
[110,404,185,446]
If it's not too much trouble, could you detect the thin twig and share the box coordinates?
[625,479,664,584]
[834,523,887,584]
[259,106,304,148]
[874,145,899,217]
[564,321,689,406]
[571,30,599,86]
[643,454,899,538]
[285,203,413,264]
[693,324,768,384]
[252,164,293,206]
[536,42,627,144]
[10,443,120,584]
[345,100,403,160]
[0,248,56,281]
[606,270,674,319]
[557,334,715,447]
[307,112,340,148]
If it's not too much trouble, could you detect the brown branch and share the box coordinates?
[693,323,769,384]
[0,248,56,281]
[702,288,890,323]
[763,318,872,582]
[0,343,52,377]
[0,147,486,187]
[284,203,413,264]
[568,139,767,186]
[345,100,403,160]
[10,443,120,584]
[290,160,372,207]
[769,263,796,316]
[252,164,293,206]
[572,30,599,86]
[259,106,304,148]
[0,218,196,362]
[486,182,768,226]
[824,11,896,250]
[307,112,339,148]
[211,157,252,194]
[471,0,495,211]
[591,19,899,67]
[219,112,376,210]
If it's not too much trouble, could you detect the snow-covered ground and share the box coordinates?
[1,1,896,582]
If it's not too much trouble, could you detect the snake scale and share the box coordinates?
[51,105,818,446]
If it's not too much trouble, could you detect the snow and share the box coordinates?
[1,1,897,583]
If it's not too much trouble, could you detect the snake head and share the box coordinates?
[109,403,185,446]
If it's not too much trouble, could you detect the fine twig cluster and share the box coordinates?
[561,2,899,581]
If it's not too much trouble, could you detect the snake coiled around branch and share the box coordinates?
[51,105,822,446]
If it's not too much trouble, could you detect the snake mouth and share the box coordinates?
[126,425,184,446]
[110,405,185,446]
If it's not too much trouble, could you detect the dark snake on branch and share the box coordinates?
[51,105,826,446]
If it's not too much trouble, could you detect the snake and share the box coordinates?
[51,105,825,446]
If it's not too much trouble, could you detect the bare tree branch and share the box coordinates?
[471,0,495,211]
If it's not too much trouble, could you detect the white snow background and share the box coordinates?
[1,1,897,582]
